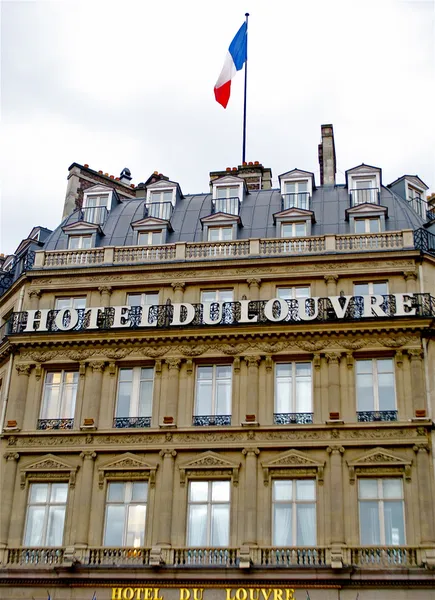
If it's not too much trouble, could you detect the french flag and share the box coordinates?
[214,22,247,109]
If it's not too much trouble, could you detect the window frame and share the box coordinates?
[272,478,317,546]
[358,477,406,546]
[354,217,381,234]
[127,292,159,307]
[353,281,389,296]
[186,480,231,547]
[114,366,154,425]
[103,481,148,548]
[274,362,313,419]
[207,226,234,242]
[23,482,68,547]
[355,357,396,413]
[67,235,92,250]
[137,230,163,246]
[55,296,87,310]
[39,370,79,424]
[281,222,307,238]
[194,364,232,421]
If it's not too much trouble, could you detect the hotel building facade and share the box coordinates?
[0,125,435,599]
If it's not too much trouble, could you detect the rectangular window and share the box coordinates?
[281,222,307,238]
[68,235,92,250]
[354,282,388,296]
[272,479,316,546]
[104,481,148,547]
[276,287,310,322]
[356,358,397,422]
[359,478,405,545]
[55,297,86,310]
[137,231,163,245]
[114,367,154,428]
[216,186,239,199]
[201,290,233,303]
[127,292,159,307]
[24,483,68,546]
[83,194,109,224]
[283,181,309,209]
[187,480,230,546]
[194,365,231,426]
[39,371,78,430]
[208,227,233,242]
[150,190,173,204]
[352,179,378,205]
[354,218,380,234]
[275,363,312,424]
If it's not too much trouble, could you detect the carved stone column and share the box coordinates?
[157,450,177,546]
[242,448,260,545]
[403,271,418,294]
[0,452,19,547]
[84,361,106,427]
[75,451,96,547]
[27,289,41,311]
[413,444,435,544]
[324,274,338,296]
[325,353,341,418]
[327,445,345,568]
[408,350,425,415]
[164,359,181,424]
[7,364,33,429]
[247,278,261,301]
[98,286,112,307]
[244,356,261,422]
[171,282,185,303]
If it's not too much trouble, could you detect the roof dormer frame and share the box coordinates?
[83,184,117,211]
[130,216,173,244]
[273,207,316,225]
[146,179,182,207]
[278,169,315,196]
[346,164,382,190]
[211,175,247,202]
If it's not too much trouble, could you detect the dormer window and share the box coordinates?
[150,189,174,205]
[68,235,92,250]
[407,185,424,218]
[283,181,309,210]
[82,185,116,225]
[137,230,163,246]
[346,165,382,207]
[145,183,178,222]
[282,222,307,238]
[354,217,380,234]
[211,175,245,217]
[208,226,233,242]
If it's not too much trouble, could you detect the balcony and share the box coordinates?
[212,197,241,216]
[414,227,435,257]
[349,188,380,206]
[37,418,74,430]
[274,413,313,425]
[144,202,173,221]
[357,410,398,423]
[281,192,310,211]
[0,250,35,297]
[113,416,151,428]
[192,415,231,426]
[80,206,108,225]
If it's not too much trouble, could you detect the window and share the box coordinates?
[282,222,307,238]
[201,290,233,303]
[55,297,86,310]
[274,363,312,424]
[276,286,310,322]
[114,367,154,428]
[358,478,405,545]
[150,190,173,204]
[68,235,92,250]
[208,226,233,242]
[38,371,78,430]
[354,282,388,296]
[354,218,380,234]
[137,231,163,246]
[283,181,309,209]
[127,292,159,307]
[103,482,148,547]
[272,479,316,546]
[352,179,378,205]
[356,358,397,422]
[408,186,424,217]
[201,290,234,326]
[24,483,68,546]
[83,194,109,224]
[216,186,239,199]
[194,365,231,426]
[187,480,230,546]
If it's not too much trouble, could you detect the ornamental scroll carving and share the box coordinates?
[347,447,412,484]
[179,451,240,487]
[261,449,325,486]
[98,453,158,489]
[20,454,78,488]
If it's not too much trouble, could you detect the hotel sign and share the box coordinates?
[111,589,297,600]
[11,293,433,335]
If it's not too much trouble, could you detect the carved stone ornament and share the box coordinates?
[4,452,19,461]
[98,452,158,489]
[324,274,338,284]
[15,363,33,376]
[88,360,106,373]
[296,340,329,352]
[233,357,241,373]
[178,345,209,357]
[325,352,341,364]
[19,350,58,363]
[20,453,78,488]
[98,285,113,295]
[179,451,240,487]
[313,353,321,371]
[28,288,42,299]
[219,343,249,356]
[244,355,261,368]
[408,348,424,361]
[264,356,273,372]
[403,270,417,281]
[246,278,261,287]
[171,281,186,292]
[255,342,286,354]
[104,348,132,360]
[347,447,412,484]
[35,364,42,380]
[261,449,325,486]
[379,335,416,349]
[185,359,193,375]
[165,357,181,370]
[395,350,404,368]
[139,347,169,358]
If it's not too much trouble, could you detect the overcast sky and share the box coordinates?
[1,0,434,256]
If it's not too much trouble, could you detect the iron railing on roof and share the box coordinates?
[212,197,241,216]
[414,228,435,256]
[407,197,435,222]
[281,192,310,211]
[349,188,380,206]
[0,250,35,297]
[80,206,108,225]
[144,202,173,220]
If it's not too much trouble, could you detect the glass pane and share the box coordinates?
[285,182,296,194]
[276,288,292,300]
[221,227,233,241]
[61,382,77,418]
[201,291,217,303]
[296,363,311,377]
[295,379,311,413]
[107,482,125,502]
[295,287,310,298]
[212,481,230,502]
[188,505,207,546]
[127,294,142,307]
[55,298,70,310]
[64,372,78,384]
[151,231,162,245]
[116,381,132,417]
[384,501,405,545]
[119,369,133,382]
[296,504,316,545]
[131,482,148,502]
[273,480,292,501]
[377,359,393,373]
[218,290,233,303]
[295,223,306,236]
[81,236,92,249]
[357,373,375,411]
[276,379,292,413]
[383,479,403,499]
[359,479,378,499]
[208,228,220,242]
[104,505,125,546]
[216,365,231,379]
[50,483,68,503]
[30,483,49,503]
[273,505,292,545]
[24,506,45,545]
[282,224,294,238]
[357,360,372,374]
[126,504,146,547]
[41,385,60,419]
[369,219,380,233]
[197,366,212,380]
[163,191,173,202]
[373,282,388,295]
[138,380,153,417]
[68,237,80,250]
[211,504,229,546]
[189,481,208,502]
[46,506,66,546]
[354,283,369,296]
[216,380,231,415]
[359,501,381,545]
[196,380,212,415]
[276,363,292,377]
[296,480,315,501]
[355,220,366,234]
[216,187,228,198]
[378,373,395,410]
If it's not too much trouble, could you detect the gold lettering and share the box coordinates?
[193,590,204,600]
[134,590,143,600]
[273,590,283,600]
[144,590,153,600]
[236,590,248,600]
[261,590,272,600]
[123,589,134,600]
[180,589,191,600]
[154,589,163,600]
[226,589,234,600]
[249,591,260,600]
[112,590,123,600]
[285,590,295,600]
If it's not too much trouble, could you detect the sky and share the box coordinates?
[1,0,434,256]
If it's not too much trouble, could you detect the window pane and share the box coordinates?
[138,380,153,416]
[357,373,375,411]
[383,479,403,499]
[126,504,146,547]
[189,481,208,502]
[295,287,310,298]
[196,379,213,414]
[359,501,381,545]
[354,283,369,296]
[117,381,133,417]
[296,480,315,501]
[216,365,231,379]
[216,380,231,414]
[30,483,49,503]
[276,379,292,413]
[296,504,316,545]
[355,220,366,234]
[369,219,380,233]
[273,480,292,501]
[46,506,66,546]
[359,479,379,499]
[377,359,393,373]
[295,223,306,236]
[282,224,294,238]
[197,366,212,380]
[212,481,230,502]
[24,506,45,545]
[188,505,207,546]
[104,505,125,546]
[208,228,220,242]
[384,501,405,545]
[201,291,217,303]
[127,294,142,307]
[131,482,148,502]
[221,227,233,241]
[373,282,388,295]
[218,290,233,303]
[107,482,125,502]
[50,483,68,503]
[378,373,395,410]
[273,505,292,545]
[295,378,311,413]
[211,504,229,546]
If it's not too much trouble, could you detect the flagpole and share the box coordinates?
[242,12,249,164]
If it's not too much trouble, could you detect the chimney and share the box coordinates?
[120,167,132,184]
[209,162,272,192]
[318,124,336,186]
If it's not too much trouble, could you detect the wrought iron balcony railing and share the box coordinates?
[212,197,241,216]
[113,416,151,428]
[274,412,313,425]
[357,410,398,423]
[0,250,35,297]
[414,227,435,256]
[37,418,74,430]
[349,188,380,206]
[144,201,173,220]
[80,206,108,225]
[192,415,231,426]
[281,192,311,211]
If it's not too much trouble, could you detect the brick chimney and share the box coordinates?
[209,162,272,192]
[318,124,336,186]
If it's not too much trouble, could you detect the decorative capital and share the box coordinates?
[98,285,113,295]
[171,281,186,292]
[15,363,33,376]
[159,449,177,459]
[242,448,260,457]
[28,288,41,299]
[88,361,106,373]
[313,353,321,370]
[4,452,19,461]
[403,270,417,281]
[327,445,345,455]
[108,362,116,376]
[155,359,162,374]
[325,352,341,365]
[244,355,261,368]
[185,359,193,375]
[395,350,404,368]
[324,274,338,284]
[408,348,423,361]
[80,451,97,460]
[264,356,273,372]
[233,357,241,373]
[247,278,261,287]
[346,352,354,369]
[165,358,181,370]
[413,443,430,454]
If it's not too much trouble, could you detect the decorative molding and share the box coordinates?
[324,275,338,284]
[171,281,186,292]
[413,443,430,454]
[255,342,286,353]
[98,453,158,489]
[179,451,240,487]
[247,278,261,287]
[28,289,42,299]
[347,447,412,484]
[242,447,260,457]
[403,271,417,281]
[155,359,162,374]
[313,353,321,370]
[325,352,341,364]
[264,356,273,372]
[408,348,424,361]
[185,359,193,375]
[139,347,169,358]
[88,360,106,373]
[220,343,249,356]
[20,454,78,488]
[395,350,404,368]
[35,364,42,380]
[297,340,329,352]
[233,357,241,373]
[165,358,181,370]
[98,286,113,295]
[379,335,416,348]
[327,445,345,455]
[244,355,261,368]
[15,363,33,376]
[4,452,19,461]
[346,352,354,369]
[261,449,325,486]
[178,345,209,357]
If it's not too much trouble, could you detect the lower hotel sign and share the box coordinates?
[110,588,326,600]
